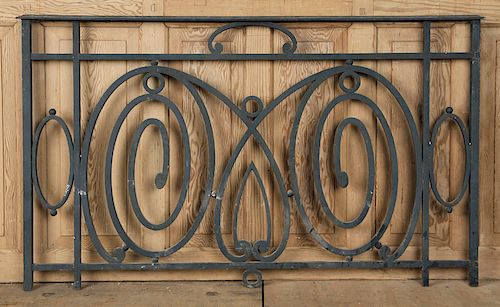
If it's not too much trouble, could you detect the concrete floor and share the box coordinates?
[0,280,499,306]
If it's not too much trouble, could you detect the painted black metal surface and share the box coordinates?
[20,15,481,290]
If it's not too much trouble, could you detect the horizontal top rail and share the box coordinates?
[30,52,473,61]
[18,15,483,22]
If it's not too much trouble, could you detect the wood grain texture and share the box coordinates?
[264,280,500,307]
[0,281,262,306]
[376,26,422,250]
[448,23,469,253]
[0,0,499,282]
[482,25,500,247]
[429,26,452,247]
[2,280,500,306]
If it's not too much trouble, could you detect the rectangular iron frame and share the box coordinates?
[19,15,481,290]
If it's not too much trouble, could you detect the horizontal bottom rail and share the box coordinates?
[33,260,469,271]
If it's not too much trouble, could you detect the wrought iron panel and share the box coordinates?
[20,15,481,290]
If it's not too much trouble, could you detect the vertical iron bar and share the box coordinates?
[72,21,82,289]
[468,19,480,287]
[22,19,33,291]
[421,21,431,287]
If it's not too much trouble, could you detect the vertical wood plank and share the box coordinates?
[449,23,469,254]
[136,2,168,253]
[429,26,452,247]
[238,26,272,244]
[479,27,497,246]
[376,27,423,249]
[345,23,376,249]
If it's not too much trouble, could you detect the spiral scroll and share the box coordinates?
[288,63,422,261]
[80,65,215,262]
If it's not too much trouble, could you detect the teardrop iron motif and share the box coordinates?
[232,162,272,259]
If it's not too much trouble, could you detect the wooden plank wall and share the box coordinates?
[0,0,499,283]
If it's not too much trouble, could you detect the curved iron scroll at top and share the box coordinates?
[208,22,298,54]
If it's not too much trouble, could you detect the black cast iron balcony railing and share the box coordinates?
[20,15,481,290]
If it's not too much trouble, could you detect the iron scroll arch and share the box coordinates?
[21,15,481,290]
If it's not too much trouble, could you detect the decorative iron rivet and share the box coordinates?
[446,207,453,213]
[49,209,57,216]
[151,60,159,66]
[210,191,217,198]
[49,108,56,116]
[287,190,294,197]
[346,256,353,262]
[152,257,159,264]
[345,60,353,65]
[445,106,453,114]
[375,242,382,249]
